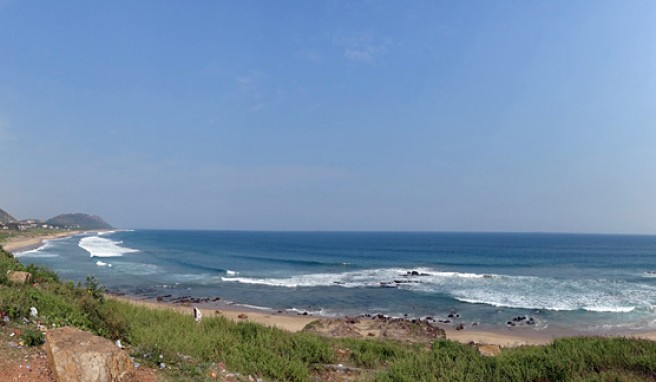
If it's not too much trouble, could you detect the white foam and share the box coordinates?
[98,229,135,236]
[78,236,139,258]
[14,241,59,258]
[226,270,239,276]
[220,266,656,313]
[96,260,112,267]
[584,306,635,313]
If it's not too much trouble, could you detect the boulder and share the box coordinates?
[7,270,32,284]
[46,327,134,382]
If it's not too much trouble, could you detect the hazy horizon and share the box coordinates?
[1,1,655,234]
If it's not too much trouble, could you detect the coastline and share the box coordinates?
[4,230,656,348]
[106,292,656,348]
[1,230,84,253]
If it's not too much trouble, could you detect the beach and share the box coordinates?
[6,230,656,349]
[1,231,82,253]
[104,291,656,348]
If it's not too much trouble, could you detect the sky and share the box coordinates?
[0,1,655,233]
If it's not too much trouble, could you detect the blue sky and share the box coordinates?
[1,1,655,233]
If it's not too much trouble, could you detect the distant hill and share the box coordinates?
[0,208,16,224]
[46,213,113,230]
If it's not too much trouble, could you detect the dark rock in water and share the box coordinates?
[506,321,515,327]
[527,317,536,325]
[447,313,460,318]
[512,316,526,322]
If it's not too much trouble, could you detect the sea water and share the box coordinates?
[15,230,656,331]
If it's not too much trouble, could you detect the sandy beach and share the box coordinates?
[1,231,83,253]
[104,293,604,347]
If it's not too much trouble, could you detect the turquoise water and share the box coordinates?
[16,230,656,331]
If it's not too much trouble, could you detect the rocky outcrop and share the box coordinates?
[0,207,16,224]
[7,271,32,284]
[45,327,134,382]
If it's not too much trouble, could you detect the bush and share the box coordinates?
[21,328,44,346]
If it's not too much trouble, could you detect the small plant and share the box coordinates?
[21,328,45,346]
[85,275,104,302]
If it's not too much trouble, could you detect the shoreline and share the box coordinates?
[4,231,656,348]
[1,230,84,253]
[106,291,656,347]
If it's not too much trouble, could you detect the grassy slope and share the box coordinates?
[1,244,656,381]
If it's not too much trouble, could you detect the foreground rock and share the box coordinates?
[7,271,32,284]
[46,327,134,382]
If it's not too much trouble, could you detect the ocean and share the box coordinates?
[15,230,656,332]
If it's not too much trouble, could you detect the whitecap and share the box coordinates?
[226,270,239,276]
[96,260,112,267]
[583,306,635,313]
[79,236,139,258]
[14,241,59,258]
[220,266,656,314]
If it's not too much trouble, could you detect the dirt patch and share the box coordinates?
[0,325,54,381]
[303,315,446,343]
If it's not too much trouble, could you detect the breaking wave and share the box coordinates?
[79,236,139,258]
[14,241,60,258]
[221,267,656,313]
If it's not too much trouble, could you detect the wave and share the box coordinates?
[235,255,355,268]
[98,229,135,236]
[221,267,656,313]
[96,260,112,267]
[14,241,60,258]
[165,258,227,274]
[78,236,139,258]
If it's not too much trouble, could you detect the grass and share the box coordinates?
[2,243,656,381]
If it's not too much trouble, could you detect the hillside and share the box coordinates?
[0,208,16,224]
[46,213,113,230]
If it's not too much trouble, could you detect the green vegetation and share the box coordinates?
[2,245,656,381]
[0,227,67,243]
[45,213,113,229]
